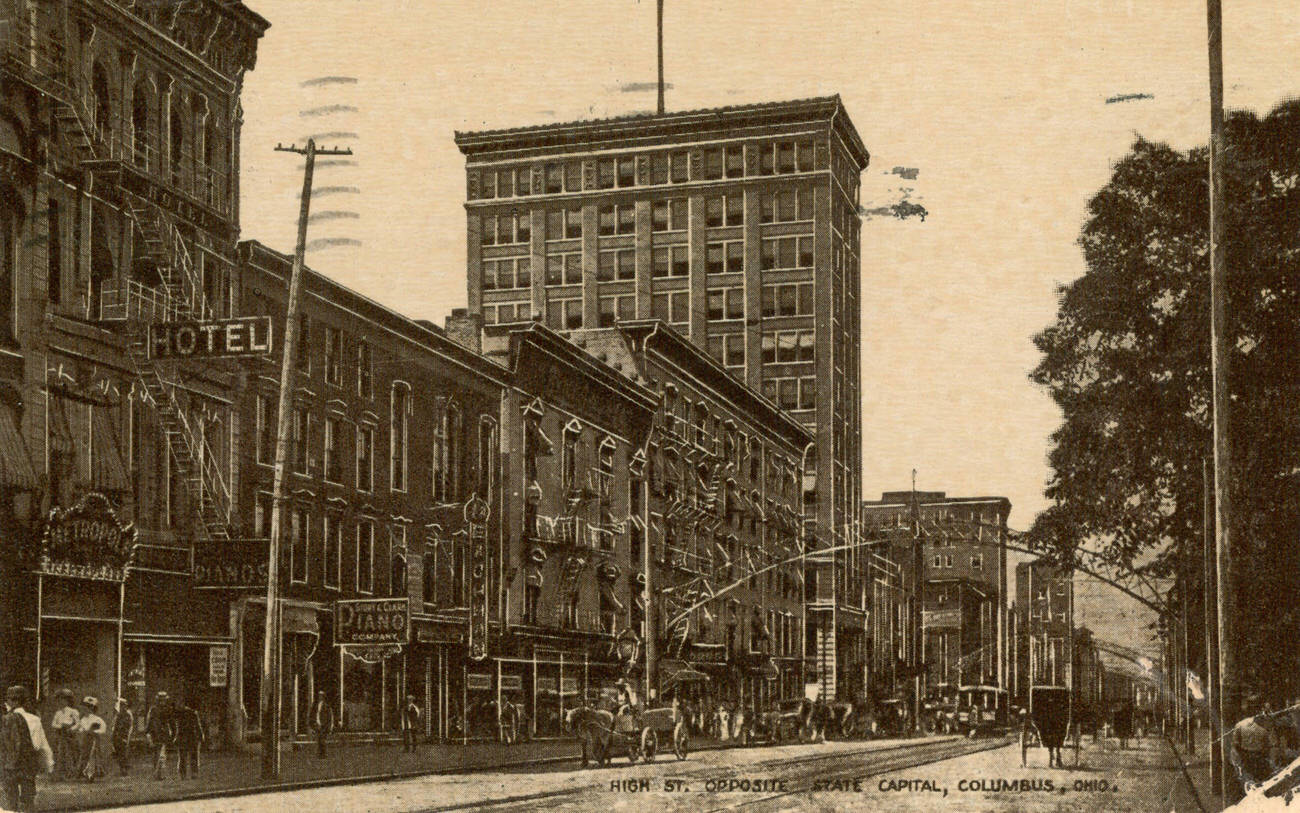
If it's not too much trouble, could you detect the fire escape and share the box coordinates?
[2,13,232,541]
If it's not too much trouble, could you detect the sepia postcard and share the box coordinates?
[0,0,1297,811]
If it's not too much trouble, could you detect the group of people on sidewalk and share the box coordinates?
[0,683,210,813]
[308,692,423,758]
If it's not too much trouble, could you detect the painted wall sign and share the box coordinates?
[193,539,269,589]
[466,495,490,661]
[39,492,137,581]
[147,316,273,360]
[467,673,492,691]
[208,646,229,687]
[336,598,410,645]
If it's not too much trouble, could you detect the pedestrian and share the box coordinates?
[401,696,421,753]
[2,685,53,813]
[110,698,133,776]
[309,692,334,759]
[1230,694,1276,793]
[76,697,106,782]
[1113,702,1134,751]
[144,691,175,780]
[173,700,204,780]
[49,688,79,781]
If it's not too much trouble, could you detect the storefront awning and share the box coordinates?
[0,407,36,490]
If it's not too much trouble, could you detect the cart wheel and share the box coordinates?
[673,723,689,760]
[642,729,657,763]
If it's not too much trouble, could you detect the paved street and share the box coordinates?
[91,734,1211,813]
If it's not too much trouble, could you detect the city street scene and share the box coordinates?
[0,1,1296,811]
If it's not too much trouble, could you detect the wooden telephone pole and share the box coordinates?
[261,138,353,780]
[656,0,665,114]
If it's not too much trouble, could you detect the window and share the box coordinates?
[562,422,579,492]
[597,159,615,189]
[563,591,580,629]
[597,249,635,282]
[933,554,942,568]
[254,493,273,539]
[524,582,541,625]
[46,200,61,305]
[617,156,635,187]
[547,208,582,240]
[256,394,275,465]
[652,245,689,278]
[483,213,530,246]
[650,153,669,184]
[433,401,463,502]
[761,236,815,270]
[357,341,372,399]
[564,162,582,192]
[705,196,743,228]
[292,408,310,474]
[356,520,374,593]
[356,423,374,491]
[291,507,309,584]
[494,168,511,198]
[545,252,583,286]
[761,376,816,411]
[725,144,744,178]
[651,291,689,325]
[760,188,814,224]
[708,334,745,370]
[761,330,814,364]
[761,282,814,317]
[945,554,953,568]
[598,295,635,327]
[706,287,744,321]
[702,148,723,180]
[776,142,795,173]
[325,326,342,386]
[323,515,341,588]
[391,526,408,598]
[706,241,743,275]
[391,384,409,492]
[515,166,532,196]
[544,163,563,193]
[483,258,531,290]
[324,416,344,483]
[972,555,982,570]
[478,417,497,499]
[546,298,582,331]
[651,199,687,232]
[797,139,814,171]
[296,315,311,375]
[670,152,689,183]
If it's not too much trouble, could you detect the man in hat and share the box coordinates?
[144,692,175,780]
[309,692,334,758]
[109,698,134,777]
[172,699,204,780]
[2,685,52,812]
[400,696,421,753]
[49,688,79,781]
[76,697,106,782]
[1230,694,1276,793]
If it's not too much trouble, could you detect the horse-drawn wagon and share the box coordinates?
[1024,685,1072,768]
[565,699,688,767]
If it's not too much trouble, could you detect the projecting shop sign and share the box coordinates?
[336,598,410,645]
[148,316,273,360]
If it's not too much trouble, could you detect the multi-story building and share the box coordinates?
[235,243,508,744]
[0,0,266,746]
[482,319,658,740]
[862,492,1011,693]
[454,96,869,699]
[1014,558,1073,692]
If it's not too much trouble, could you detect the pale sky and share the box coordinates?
[238,0,1299,537]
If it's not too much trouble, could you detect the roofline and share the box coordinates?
[494,322,659,415]
[455,95,868,170]
[237,240,510,386]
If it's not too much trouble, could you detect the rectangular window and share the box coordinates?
[760,236,815,270]
[616,156,636,187]
[516,166,532,196]
[391,385,408,492]
[325,326,342,386]
[481,214,497,246]
[357,424,374,491]
[703,148,723,180]
[706,197,723,228]
[598,205,615,236]
[564,299,582,330]
[357,521,374,593]
[292,408,309,474]
[617,205,635,235]
[797,140,815,171]
[650,153,668,184]
[255,492,273,539]
[323,515,341,589]
[324,416,343,483]
[291,507,309,584]
[565,162,582,192]
[47,200,61,304]
[725,144,744,178]
[651,292,689,325]
[709,334,744,369]
[670,152,689,183]
[516,213,531,244]
[357,341,372,399]
[759,144,775,175]
[256,394,274,465]
[651,198,688,232]
[545,163,563,193]
[726,195,743,226]
[597,159,615,189]
[706,287,744,321]
[296,315,311,376]
[496,168,512,198]
[777,142,795,173]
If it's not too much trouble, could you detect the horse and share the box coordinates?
[565,705,615,768]
[797,698,829,742]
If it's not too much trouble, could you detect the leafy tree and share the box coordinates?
[1027,100,1300,700]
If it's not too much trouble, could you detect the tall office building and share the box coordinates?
[455,96,869,698]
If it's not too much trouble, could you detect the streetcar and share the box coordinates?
[955,685,1009,737]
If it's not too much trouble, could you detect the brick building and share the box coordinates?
[0,0,266,747]
[454,97,869,699]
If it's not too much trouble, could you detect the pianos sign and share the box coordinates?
[336,598,410,645]
[148,316,272,360]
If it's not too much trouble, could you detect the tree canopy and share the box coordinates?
[1027,99,1300,698]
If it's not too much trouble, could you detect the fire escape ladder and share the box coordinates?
[122,199,207,318]
[123,329,232,543]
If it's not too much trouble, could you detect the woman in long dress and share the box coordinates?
[78,697,107,782]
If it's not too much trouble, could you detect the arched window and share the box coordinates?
[0,189,19,342]
[561,420,580,492]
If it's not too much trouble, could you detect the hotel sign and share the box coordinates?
[466,496,490,661]
[148,316,272,360]
[336,598,410,645]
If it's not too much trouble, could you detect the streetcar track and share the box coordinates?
[425,737,1009,812]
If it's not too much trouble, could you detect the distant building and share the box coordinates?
[862,492,1011,693]
[456,97,870,699]
[1014,559,1072,693]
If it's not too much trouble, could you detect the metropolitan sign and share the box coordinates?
[336,598,410,645]
[148,316,272,360]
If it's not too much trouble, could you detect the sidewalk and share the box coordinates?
[35,737,584,812]
[34,732,745,812]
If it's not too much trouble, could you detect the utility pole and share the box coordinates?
[1203,457,1221,793]
[656,0,665,114]
[261,138,353,780]
[1181,557,1194,754]
[910,470,922,733]
[1205,0,1238,802]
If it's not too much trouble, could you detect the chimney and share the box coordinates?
[444,308,482,354]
